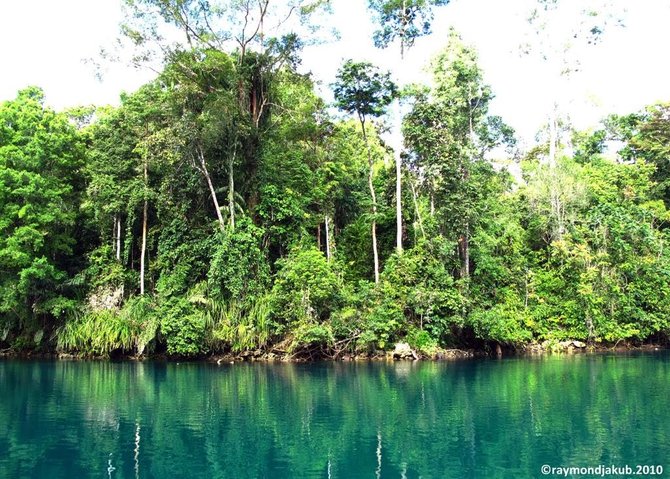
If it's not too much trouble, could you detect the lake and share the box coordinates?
[1,353,668,478]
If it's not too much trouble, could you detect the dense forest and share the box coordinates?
[1,0,670,358]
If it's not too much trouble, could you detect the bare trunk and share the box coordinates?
[548,105,557,169]
[460,224,470,279]
[548,106,563,240]
[140,160,148,296]
[551,191,564,240]
[400,0,407,59]
[112,215,117,258]
[361,119,380,284]
[325,214,332,261]
[430,191,435,216]
[462,104,475,279]
[116,215,122,262]
[395,147,403,254]
[198,146,225,229]
[317,223,322,251]
[395,9,406,251]
[409,179,425,239]
[228,148,236,230]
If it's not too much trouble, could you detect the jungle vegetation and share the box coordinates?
[1,0,669,357]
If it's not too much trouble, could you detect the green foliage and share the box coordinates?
[159,297,207,357]
[332,60,397,122]
[0,88,84,331]
[468,292,532,344]
[190,288,272,353]
[78,245,127,291]
[55,296,158,356]
[379,239,464,341]
[56,310,134,356]
[207,217,270,304]
[5,25,670,358]
[368,0,450,54]
[359,283,404,350]
[607,103,670,206]
[288,322,334,354]
[271,246,343,328]
[406,327,439,356]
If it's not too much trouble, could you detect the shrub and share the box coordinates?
[271,246,342,327]
[159,298,207,357]
[208,217,270,305]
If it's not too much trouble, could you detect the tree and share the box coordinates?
[368,0,450,58]
[368,0,450,256]
[159,49,240,229]
[404,30,502,278]
[520,0,624,240]
[332,60,397,284]
[0,88,85,333]
[607,103,670,206]
[88,105,139,263]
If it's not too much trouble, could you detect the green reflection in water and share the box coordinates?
[1,354,669,478]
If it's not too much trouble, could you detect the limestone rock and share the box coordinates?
[88,287,123,311]
[392,342,418,360]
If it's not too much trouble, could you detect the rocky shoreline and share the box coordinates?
[1,340,666,362]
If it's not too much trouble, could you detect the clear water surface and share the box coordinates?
[1,353,669,478]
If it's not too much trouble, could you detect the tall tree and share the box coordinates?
[0,88,85,331]
[521,0,624,239]
[368,0,450,58]
[607,103,670,206]
[404,30,503,278]
[119,0,331,218]
[333,60,397,284]
[368,0,450,255]
[88,105,138,263]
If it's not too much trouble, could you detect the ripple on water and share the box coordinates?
[1,354,669,478]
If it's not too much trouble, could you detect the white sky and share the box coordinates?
[1,0,669,143]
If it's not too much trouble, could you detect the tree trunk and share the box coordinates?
[409,179,425,239]
[228,148,236,230]
[112,215,117,258]
[317,223,322,251]
[116,215,122,262]
[361,119,380,284]
[395,145,403,254]
[548,105,557,169]
[140,160,148,296]
[198,146,225,229]
[325,214,332,261]
[548,107,564,241]
[400,0,407,59]
[459,225,470,279]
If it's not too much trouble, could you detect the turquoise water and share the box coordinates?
[1,354,669,478]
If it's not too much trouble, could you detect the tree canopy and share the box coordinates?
[1,1,669,358]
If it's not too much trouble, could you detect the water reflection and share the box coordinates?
[0,354,669,478]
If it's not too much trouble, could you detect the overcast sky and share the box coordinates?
[1,0,669,143]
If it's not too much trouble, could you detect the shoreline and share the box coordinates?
[1,341,666,362]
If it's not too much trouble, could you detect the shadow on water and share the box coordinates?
[1,353,669,478]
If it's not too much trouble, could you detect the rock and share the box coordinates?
[392,342,417,360]
[526,343,545,354]
[88,286,124,311]
[572,340,586,348]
